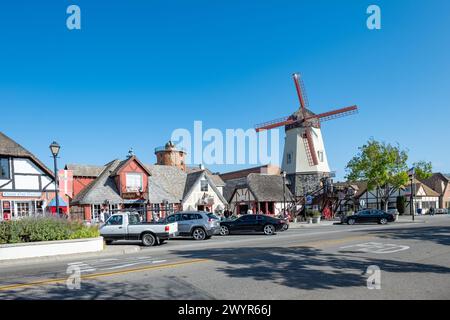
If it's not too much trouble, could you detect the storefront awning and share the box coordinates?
[48,196,68,207]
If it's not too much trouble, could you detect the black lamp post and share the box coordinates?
[281,171,287,216]
[49,141,61,216]
[409,167,415,222]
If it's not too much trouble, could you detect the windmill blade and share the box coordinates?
[304,127,319,166]
[305,105,358,123]
[293,73,309,113]
[255,116,296,132]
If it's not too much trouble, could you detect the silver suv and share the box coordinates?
[165,211,220,240]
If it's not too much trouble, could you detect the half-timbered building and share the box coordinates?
[0,132,57,220]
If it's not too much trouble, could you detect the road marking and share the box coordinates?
[340,242,410,254]
[0,258,208,292]
[289,235,375,249]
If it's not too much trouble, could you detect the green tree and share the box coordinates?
[412,161,433,180]
[346,139,409,211]
[396,196,406,215]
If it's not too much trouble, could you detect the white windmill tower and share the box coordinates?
[255,73,358,197]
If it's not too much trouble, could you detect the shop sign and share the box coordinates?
[122,192,140,200]
[2,192,42,197]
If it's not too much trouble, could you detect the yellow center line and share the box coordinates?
[0,258,210,292]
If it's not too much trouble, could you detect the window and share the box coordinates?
[287,153,292,164]
[200,180,208,192]
[16,202,31,218]
[126,173,143,191]
[317,151,324,162]
[0,158,10,179]
[107,215,123,225]
[129,214,140,225]
[152,204,160,213]
[92,204,101,222]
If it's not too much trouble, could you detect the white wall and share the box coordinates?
[183,174,226,212]
[282,127,331,174]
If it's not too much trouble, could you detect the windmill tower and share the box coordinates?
[255,73,358,198]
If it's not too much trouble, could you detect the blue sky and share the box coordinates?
[1,0,449,180]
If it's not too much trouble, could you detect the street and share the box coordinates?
[0,216,449,300]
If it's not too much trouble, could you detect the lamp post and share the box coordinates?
[281,171,287,217]
[49,141,61,217]
[408,167,415,222]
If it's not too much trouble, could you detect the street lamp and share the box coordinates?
[408,167,415,222]
[49,141,61,217]
[281,171,287,217]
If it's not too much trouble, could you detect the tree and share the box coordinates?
[396,196,406,215]
[346,139,409,211]
[412,161,433,180]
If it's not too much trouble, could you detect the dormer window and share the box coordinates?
[0,158,10,179]
[201,179,209,192]
[126,173,143,192]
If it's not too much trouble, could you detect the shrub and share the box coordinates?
[397,196,406,215]
[0,217,100,244]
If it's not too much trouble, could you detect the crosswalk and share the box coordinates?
[65,256,167,274]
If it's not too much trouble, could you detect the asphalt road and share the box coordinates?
[0,216,449,300]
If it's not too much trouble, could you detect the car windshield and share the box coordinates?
[207,213,219,220]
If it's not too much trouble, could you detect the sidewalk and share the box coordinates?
[0,244,141,268]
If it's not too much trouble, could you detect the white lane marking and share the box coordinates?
[152,260,167,264]
[66,262,96,273]
[340,242,410,254]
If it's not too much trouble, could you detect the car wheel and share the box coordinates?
[263,224,275,235]
[347,218,356,225]
[192,228,206,240]
[380,218,388,225]
[281,224,289,231]
[220,226,230,236]
[142,233,156,247]
[105,240,113,245]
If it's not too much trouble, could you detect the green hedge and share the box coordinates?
[0,217,100,244]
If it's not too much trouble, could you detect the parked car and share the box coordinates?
[342,209,395,225]
[219,214,286,236]
[164,211,220,240]
[100,212,178,246]
[435,208,448,214]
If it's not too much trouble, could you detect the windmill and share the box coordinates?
[255,73,358,197]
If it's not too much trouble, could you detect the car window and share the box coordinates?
[239,215,255,222]
[107,215,123,225]
[181,214,191,221]
[256,215,264,221]
[207,213,219,220]
[359,210,371,216]
[129,214,140,225]
[166,215,176,223]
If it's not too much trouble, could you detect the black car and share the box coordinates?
[343,209,395,225]
[219,214,285,236]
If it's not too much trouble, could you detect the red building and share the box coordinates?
[69,154,153,222]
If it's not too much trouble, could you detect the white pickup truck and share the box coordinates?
[100,212,178,246]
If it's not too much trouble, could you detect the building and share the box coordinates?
[0,132,58,220]
[70,154,153,222]
[351,179,440,214]
[423,173,450,209]
[219,164,281,181]
[66,143,228,222]
[155,141,187,172]
[227,173,294,216]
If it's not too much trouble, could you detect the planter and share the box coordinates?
[312,217,321,224]
[0,237,104,261]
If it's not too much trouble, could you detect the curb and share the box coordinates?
[0,245,141,268]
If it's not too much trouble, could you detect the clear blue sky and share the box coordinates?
[1,0,449,180]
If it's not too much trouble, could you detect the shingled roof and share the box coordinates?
[241,173,294,202]
[186,166,225,187]
[71,160,123,205]
[0,132,54,177]
[65,164,105,177]
[145,164,187,203]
